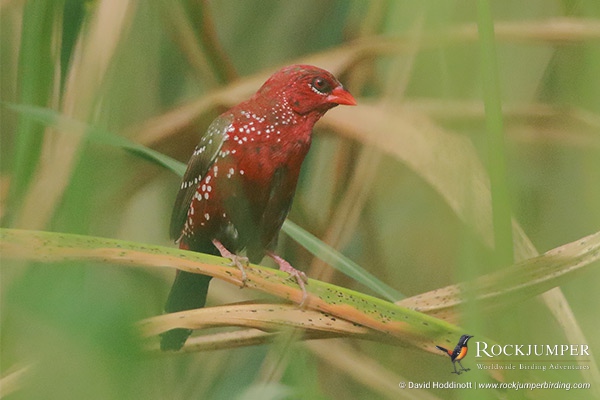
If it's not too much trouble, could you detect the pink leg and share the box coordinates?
[267,252,308,306]
[212,239,248,284]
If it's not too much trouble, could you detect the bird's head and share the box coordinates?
[255,64,356,116]
[460,335,474,345]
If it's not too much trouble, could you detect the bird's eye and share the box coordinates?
[310,77,332,94]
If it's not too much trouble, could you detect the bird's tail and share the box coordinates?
[160,271,212,351]
[436,345,450,354]
[160,241,214,351]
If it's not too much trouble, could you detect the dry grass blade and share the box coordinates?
[307,147,382,282]
[405,99,600,127]
[0,364,32,399]
[4,3,598,397]
[449,17,600,44]
[322,101,600,389]
[128,46,365,149]
[322,102,495,248]
[168,233,598,376]
[0,228,465,355]
[156,0,220,88]
[128,17,600,141]
[307,14,423,284]
[172,329,279,353]
[140,302,374,339]
[399,230,600,321]
[403,100,600,149]
[16,0,136,230]
[306,340,441,400]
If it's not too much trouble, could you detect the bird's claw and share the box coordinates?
[268,252,308,307]
[229,255,249,285]
[282,265,308,307]
[212,239,249,286]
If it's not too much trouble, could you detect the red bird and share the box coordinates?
[161,65,356,351]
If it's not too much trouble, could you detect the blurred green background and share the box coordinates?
[1,0,600,399]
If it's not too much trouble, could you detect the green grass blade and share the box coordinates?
[0,228,464,355]
[477,0,514,266]
[7,1,62,223]
[4,103,397,300]
[400,230,600,319]
[4,103,186,177]
[282,220,403,302]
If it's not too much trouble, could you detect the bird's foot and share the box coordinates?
[268,252,308,307]
[451,371,462,375]
[457,361,470,372]
[212,239,249,285]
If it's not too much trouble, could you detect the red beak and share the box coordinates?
[327,86,357,106]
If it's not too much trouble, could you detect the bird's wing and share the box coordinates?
[241,166,294,262]
[266,166,295,237]
[169,114,233,240]
[453,342,464,356]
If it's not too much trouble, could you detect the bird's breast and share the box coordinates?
[227,134,310,188]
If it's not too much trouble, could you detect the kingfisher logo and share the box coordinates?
[436,334,474,375]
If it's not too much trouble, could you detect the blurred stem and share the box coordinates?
[60,0,87,91]
[159,0,220,88]
[7,0,63,225]
[477,0,514,266]
[0,365,32,398]
[187,0,237,83]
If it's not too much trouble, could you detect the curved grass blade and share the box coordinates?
[282,220,403,302]
[4,103,186,177]
[7,2,62,224]
[0,228,465,355]
[4,103,396,301]
[399,230,600,321]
